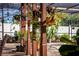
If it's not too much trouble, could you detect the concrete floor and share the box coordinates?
[1,42,62,56]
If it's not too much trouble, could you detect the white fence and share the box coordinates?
[0,23,79,40]
[56,26,79,36]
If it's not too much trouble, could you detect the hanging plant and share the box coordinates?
[14,15,21,21]
[13,15,21,24]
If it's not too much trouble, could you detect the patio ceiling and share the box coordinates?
[0,3,79,23]
[0,3,20,23]
[47,3,79,13]
[0,3,20,9]
[0,3,79,16]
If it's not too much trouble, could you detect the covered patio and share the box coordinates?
[0,3,79,56]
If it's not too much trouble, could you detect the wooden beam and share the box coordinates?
[32,3,38,56]
[40,3,47,56]
[20,3,26,52]
[27,3,31,55]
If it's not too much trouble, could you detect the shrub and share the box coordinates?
[76,29,79,35]
[59,45,79,56]
[76,29,79,45]
[60,34,73,44]
[59,29,79,56]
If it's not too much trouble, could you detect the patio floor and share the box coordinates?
[2,42,62,56]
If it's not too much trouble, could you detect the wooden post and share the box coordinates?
[21,3,26,52]
[32,3,37,56]
[32,40,37,56]
[40,3,47,56]
[27,3,31,55]
[0,35,7,56]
